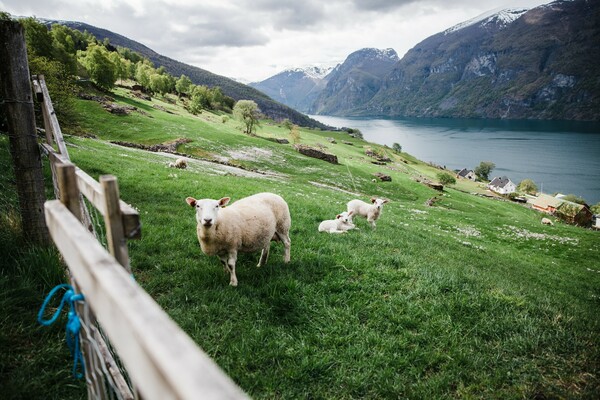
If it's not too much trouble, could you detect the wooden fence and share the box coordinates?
[34,75,248,399]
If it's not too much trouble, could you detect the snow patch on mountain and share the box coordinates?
[284,66,335,80]
[444,7,530,34]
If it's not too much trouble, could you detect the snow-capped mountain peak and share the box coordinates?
[285,66,335,80]
[444,7,530,34]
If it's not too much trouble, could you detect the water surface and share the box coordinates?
[311,115,600,204]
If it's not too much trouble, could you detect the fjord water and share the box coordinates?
[311,115,600,204]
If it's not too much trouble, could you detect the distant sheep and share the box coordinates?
[347,197,389,229]
[186,192,291,286]
[541,217,554,226]
[318,211,356,234]
[169,157,188,169]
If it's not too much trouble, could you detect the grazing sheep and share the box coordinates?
[347,197,389,229]
[318,211,356,234]
[169,157,188,169]
[541,217,554,226]
[186,192,291,286]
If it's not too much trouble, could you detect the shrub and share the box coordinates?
[437,172,456,185]
[517,178,538,195]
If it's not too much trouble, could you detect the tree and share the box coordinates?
[109,52,128,84]
[590,202,600,215]
[517,179,538,195]
[290,124,300,143]
[392,143,402,153]
[282,119,293,131]
[149,73,171,95]
[134,60,154,91]
[21,17,53,58]
[233,100,260,135]
[176,75,192,97]
[474,161,495,181]
[188,85,212,114]
[437,172,456,185]
[78,43,116,90]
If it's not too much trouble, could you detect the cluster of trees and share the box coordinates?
[12,16,236,122]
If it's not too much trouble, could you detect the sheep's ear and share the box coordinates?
[383,199,390,204]
[348,210,354,216]
[186,197,197,207]
[336,214,342,219]
[370,197,377,203]
[219,197,230,207]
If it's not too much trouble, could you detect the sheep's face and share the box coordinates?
[337,211,354,224]
[186,197,230,228]
[370,198,389,210]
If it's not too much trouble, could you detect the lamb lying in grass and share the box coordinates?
[347,197,389,229]
[318,211,355,234]
[169,157,188,169]
[186,192,291,286]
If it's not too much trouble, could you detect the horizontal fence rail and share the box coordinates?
[45,200,248,400]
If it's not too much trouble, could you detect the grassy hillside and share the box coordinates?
[1,85,599,399]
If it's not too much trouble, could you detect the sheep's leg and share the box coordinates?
[368,218,377,229]
[219,257,230,273]
[258,245,270,267]
[275,232,291,263]
[227,254,238,286]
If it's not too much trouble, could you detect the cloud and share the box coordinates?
[0,0,555,81]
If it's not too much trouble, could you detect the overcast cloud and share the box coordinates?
[1,0,554,82]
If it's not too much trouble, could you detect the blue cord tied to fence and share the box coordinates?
[38,284,86,379]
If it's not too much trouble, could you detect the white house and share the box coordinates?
[488,176,516,195]
[457,168,476,181]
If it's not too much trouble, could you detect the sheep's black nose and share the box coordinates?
[202,218,213,226]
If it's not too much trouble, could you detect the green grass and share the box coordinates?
[1,87,599,399]
[0,136,85,399]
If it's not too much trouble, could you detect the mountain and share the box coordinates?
[41,20,329,129]
[249,66,333,113]
[308,48,399,115]
[358,0,600,120]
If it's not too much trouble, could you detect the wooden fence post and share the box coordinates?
[0,20,49,245]
[54,163,106,398]
[101,175,131,272]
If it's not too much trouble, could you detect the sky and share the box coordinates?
[1,0,554,83]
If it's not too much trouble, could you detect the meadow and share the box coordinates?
[1,86,599,399]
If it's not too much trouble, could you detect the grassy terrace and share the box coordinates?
[1,87,599,399]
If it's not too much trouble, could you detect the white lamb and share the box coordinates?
[318,211,356,234]
[169,157,188,169]
[186,192,291,286]
[347,197,390,229]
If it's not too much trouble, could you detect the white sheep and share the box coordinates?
[169,157,188,169]
[541,217,554,226]
[186,192,291,286]
[347,197,390,229]
[318,211,356,234]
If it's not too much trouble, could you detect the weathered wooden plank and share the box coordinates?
[37,75,70,158]
[41,144,141,239]
[94,328,135,400]
[56,164,82,220]
[100,175,130,272]
[32,75,55,146]
[44,200,248,400]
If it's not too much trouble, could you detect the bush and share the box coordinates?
[437,172,456,185]
[517,178,538,195]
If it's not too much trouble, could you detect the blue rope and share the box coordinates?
[38,284,86,379]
